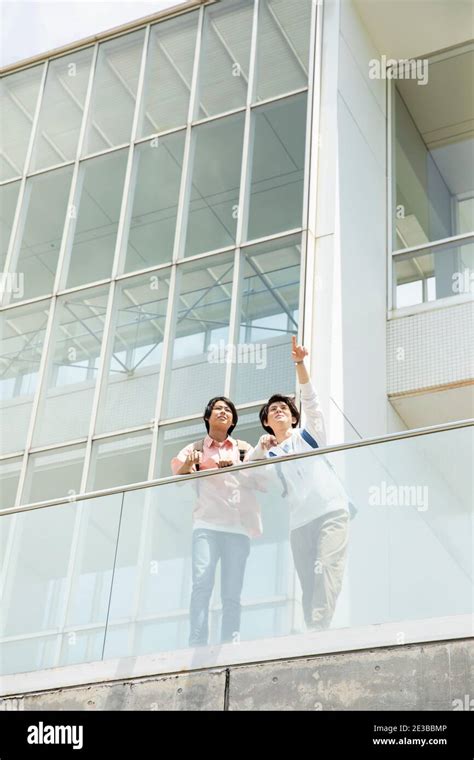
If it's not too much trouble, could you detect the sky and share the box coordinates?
[0,0,179,68]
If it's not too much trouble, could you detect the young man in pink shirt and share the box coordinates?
[171,397,260,647]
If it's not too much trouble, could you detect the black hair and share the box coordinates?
[259,394,300,435]
[204,396,238,436]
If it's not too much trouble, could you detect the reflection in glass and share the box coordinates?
[96,272,170,434]
[138,13,199,137]
[32,286,110,447]
[255,0,312,102]
[0,181,20,271]
[65,150,128,289]
[22,444,85,505]
[165,254,234,418]
[184,114,244,257]
[234,235,301,404]
[30,48,93,171]
[394,49,474,250]
[247,94,307,241]
[0,300,50,455]
[0,66,43,181]
[88,431,152,491]
[0,457,22,509]
[123,133,185,273]
[0,494,122,675]
[394,238,474,307]
[13,165,74,301]
[83,30,145,155]
[196,0,253,118]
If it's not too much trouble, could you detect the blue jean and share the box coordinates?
[189,529,250,646]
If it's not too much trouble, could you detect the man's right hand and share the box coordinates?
[177,450,202,474]
[258,434,277,451]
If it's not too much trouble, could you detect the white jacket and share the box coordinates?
[247,382,349,529]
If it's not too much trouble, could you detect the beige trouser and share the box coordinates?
[290,509,349,629]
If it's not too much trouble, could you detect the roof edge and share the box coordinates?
[0,0,217,76]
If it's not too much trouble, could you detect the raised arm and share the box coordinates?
[292,336,327,447]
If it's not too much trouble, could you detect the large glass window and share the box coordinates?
[247,93,307,241]
[0,300,50,455]
[123,132,185,274]
[0,180,20,271]
[64,149,128,289]
[0,456,22,509]
[30,48,93,171]
[95,272,170,434]
[13,165,74,301]
[255,0,312,102]
[164,253,234,419]
[88,430,152,491]
[196,0,253,119]
[394,48,474,251]
[234,234,300,404]
[83,30,145,156]
[138,13,199,137]
[0,66,43,181]
[22,444,85,505]
[32,286,110,447]
[184,113,245,257]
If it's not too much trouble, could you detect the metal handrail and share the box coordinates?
[1,418,472,516]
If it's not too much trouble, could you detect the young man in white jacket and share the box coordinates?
[246,336,349,630]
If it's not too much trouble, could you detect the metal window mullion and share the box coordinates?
[224,248,242,399]
[112,25,150,279]
[146,5,205,479]
[79,281,118,493]
[147,266,178,479]
[233,0,260,248]
[22,61,49,177]
[171,4,205,263]
[54,43,99,294]
[13,295,59,507]
[387,75,395,312]
[302,0,320,235]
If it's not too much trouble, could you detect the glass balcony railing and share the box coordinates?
[0,422,472,677]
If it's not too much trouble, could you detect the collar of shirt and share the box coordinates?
[204,434,236,450]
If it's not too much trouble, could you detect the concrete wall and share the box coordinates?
[1,638,472,711]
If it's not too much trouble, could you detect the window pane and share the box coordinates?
[14,165,74,301]
[0,300,50,455]
[184,113,244,257]
[255,0,312,102]
[30,48,93,171]
[394,49,474,249]
[0,181,20,271]
[88,431,151,491]
[123,132,185,273]
[0,457,22,509]
[247,94,307,241]
[96,272,170,434]
[138,12,199,137]
[32,286,110,447]
[0,494,122,674]
[165,253,234,418]
[0,65,43,181]
[83,30,145,155]
[22,444,85,505]
[64,150,128,289]
[196,0,253,119]
[234,235,300,404]
[394,239,474,306]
